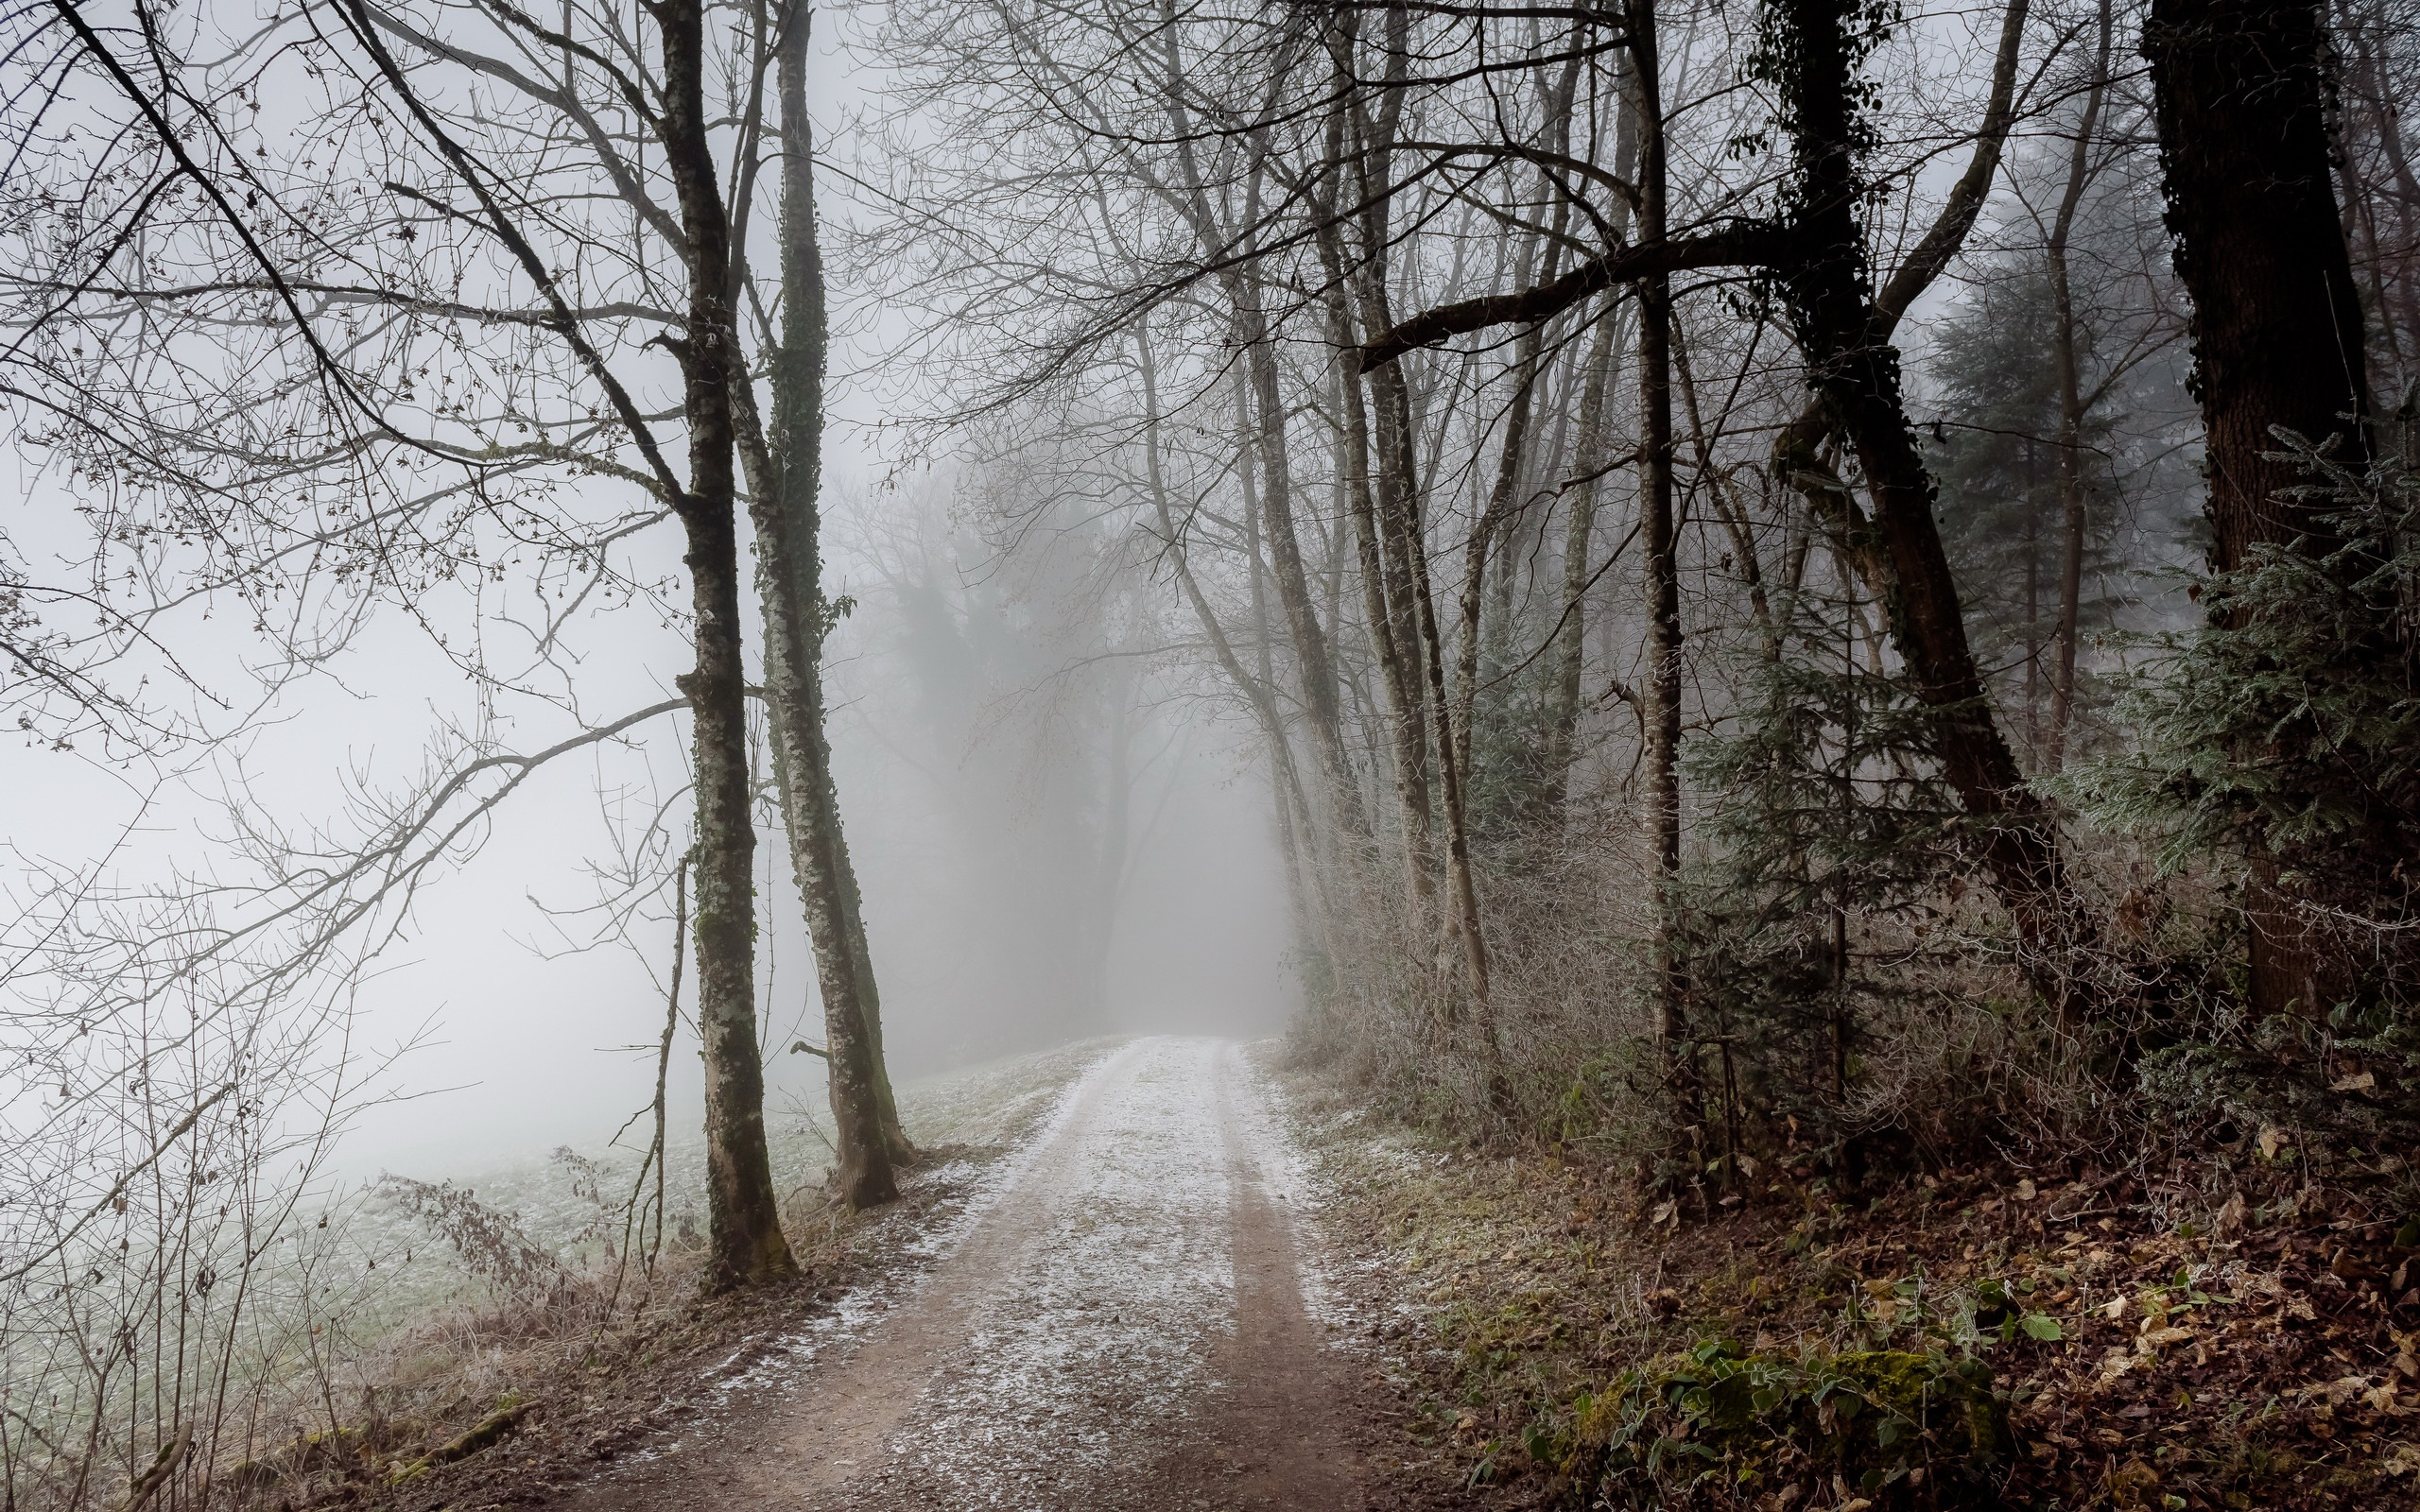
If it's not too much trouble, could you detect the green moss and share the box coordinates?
[1563,1341,2008,1508]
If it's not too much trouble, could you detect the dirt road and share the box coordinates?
[552,1038,1372,1511]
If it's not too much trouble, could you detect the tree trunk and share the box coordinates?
[832,844,908,1160]
[2143,0,2376,1016]
[1634,0,1693,1085]
[1771,0,2031,597]
[1456,324,1543,796]
[1157,80,1371,856]
[1405,442,1497,1031]
[1772,0,2083,1024]
[1236,270,1366,848]
[1540,301,1624,820]
[1541,51,1642,818]
[659,0,795,1289]
[2043,0,2112,774]
[1322,18,1438,919]
[1335,8,1495,1056]
[730,0,899,1210]
[1135,325,1331,966]
[1320,229,1432,918]
[1456,52,1582,811]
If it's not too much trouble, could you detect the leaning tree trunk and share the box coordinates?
[831,841,908,1157]
[1771,0,2030,603]
[753,0,899,1204]
[1539,43,1641,824]
[1340,6,1497,1041]
[1156,61,1372,864]
[1539,301,1623,822]
[659,0,794,1289]
[1132,321,1335,966]
[2143,0,2376,1017]
[1771,0,2088,1027]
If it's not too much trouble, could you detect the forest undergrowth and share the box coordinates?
[1291,1082,2418,1511]
[1282,830,2420,1512]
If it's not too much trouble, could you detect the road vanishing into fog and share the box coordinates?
[556,1037,1372,1511]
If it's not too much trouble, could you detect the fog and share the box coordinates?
[0,458,1297,1180]
[11,0,2418,1499]
[325,469,1304,1176]
[0,0,1321,1191]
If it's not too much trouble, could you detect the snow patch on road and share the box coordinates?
[870,1039,1240,1503]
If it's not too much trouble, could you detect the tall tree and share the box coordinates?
[2142,0,2377,1016]
[1633,0,1691,1077]
[2042,0,2115,772]
[1760,0,2086,1021]
[736,0,901,1207]
[657,0,796,1287]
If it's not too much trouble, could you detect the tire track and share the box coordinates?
[552,1037,1366,1511]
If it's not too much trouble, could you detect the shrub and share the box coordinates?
[1562,1340,2009,1510]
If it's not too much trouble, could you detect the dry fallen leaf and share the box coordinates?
[2107,1459,2161,1507]
[2016,1177,2038,1202]
[2331,1071,2377,1093]
[2236,1270,2286,1300]
[2297,1376,2373,1407]
[2259,1125,2284,1160]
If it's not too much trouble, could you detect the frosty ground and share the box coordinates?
[366,1037,1399,1512]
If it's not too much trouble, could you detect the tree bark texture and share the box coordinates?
[1336,8,1495,1047]
[1634,0,1688,1061]
[1771,0,2030,599]
[2143,0,2377,1016]
[1155,67,1372,856]
[660,0,795,1289]
[1770,0,2083,1020]
[1323,17,1440,919]
[2143,0,2375,571]
[756,1,899,1205]
[1540,48,1642,817]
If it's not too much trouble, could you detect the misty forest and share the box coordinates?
[3,0,2419,1506]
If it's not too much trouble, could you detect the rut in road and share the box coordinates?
[554,1037,1371,1511]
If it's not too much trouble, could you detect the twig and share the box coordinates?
[0,1087,236,1285]
[119,1423,190,1512]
